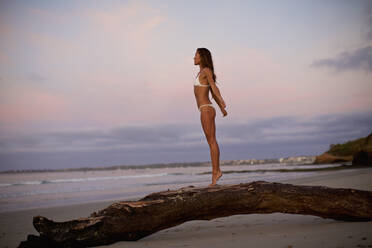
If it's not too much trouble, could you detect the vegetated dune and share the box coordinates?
[314,132,372,165]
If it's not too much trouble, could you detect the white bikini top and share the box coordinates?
[194,72,210,87]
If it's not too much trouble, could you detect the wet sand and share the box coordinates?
[1,167,372,248]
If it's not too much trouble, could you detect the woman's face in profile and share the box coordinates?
[194,51,200,65]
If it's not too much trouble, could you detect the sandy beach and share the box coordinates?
[2,167,372,248]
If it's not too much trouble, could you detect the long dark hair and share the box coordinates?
[197,48,217,83]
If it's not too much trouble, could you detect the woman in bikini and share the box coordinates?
[193,48,227,187]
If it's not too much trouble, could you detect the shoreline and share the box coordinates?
[0,155,317,174]
[0,163,356,214]
[1,167,372,248]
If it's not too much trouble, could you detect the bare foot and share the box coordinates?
[208,170,223,187]
[215,170,222,181]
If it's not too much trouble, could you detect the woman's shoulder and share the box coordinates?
[201,67,212,77]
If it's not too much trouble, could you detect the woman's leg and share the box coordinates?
[200,106,222,186]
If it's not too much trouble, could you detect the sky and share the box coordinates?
[0,0,371,171]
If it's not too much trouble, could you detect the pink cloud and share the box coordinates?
[215,46,372,119]
[0,50,9,64]
[85,1,167,55]
[0,21,11,37]
[28,32,80,65]
[0,85,69,125]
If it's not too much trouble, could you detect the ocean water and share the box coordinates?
[0,162,350,212]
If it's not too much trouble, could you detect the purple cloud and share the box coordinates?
[310,46,372,72]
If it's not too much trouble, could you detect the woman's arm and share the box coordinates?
[204,68,227,116]
[204,68,225,106]
[211,86,226,109]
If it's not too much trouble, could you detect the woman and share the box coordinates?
[193,48,227,187]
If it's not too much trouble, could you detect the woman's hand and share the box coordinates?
[218,99,227,117]
[220,98,226,109]
[221,107,227,117]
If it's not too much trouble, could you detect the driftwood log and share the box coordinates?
[19,181,372,248]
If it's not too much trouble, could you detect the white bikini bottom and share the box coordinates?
[199,104,215,112]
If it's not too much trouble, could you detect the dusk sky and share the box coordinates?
[1,0,371,171]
